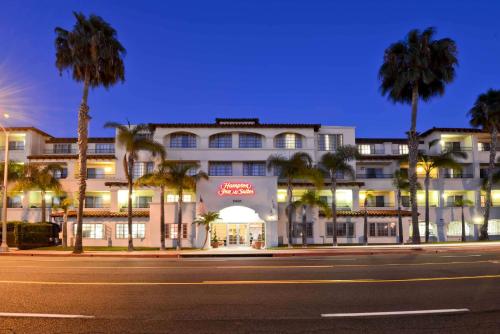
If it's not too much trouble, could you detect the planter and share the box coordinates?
[254,241,264,249]
[211,241,219,248]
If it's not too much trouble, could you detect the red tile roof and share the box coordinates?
[51,210,149,218]
[320,210,413,217]
[28,154,116,160]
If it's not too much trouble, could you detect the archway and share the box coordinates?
[211,206,265,248]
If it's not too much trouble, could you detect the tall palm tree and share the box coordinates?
[104,122,165,251]
[418,141,467,243]
[135,157,169,251]
[194,211,220,249]
[161,161,208,250]
[55,12,125,254]
[13,163,63,224]
[292,190,329,246]
[319,145,358,246]
[469,89,500,240]
[267,152,314,247]
[361,191,374,246]
[379,27,458,244]
[453,198,474,242]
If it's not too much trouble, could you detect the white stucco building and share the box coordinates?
[2,119,499,248]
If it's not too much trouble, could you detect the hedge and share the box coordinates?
[0,222,59,249]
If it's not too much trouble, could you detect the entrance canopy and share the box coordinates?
[217,206,265,224]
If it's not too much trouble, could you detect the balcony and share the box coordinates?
[361,203,395,208]
[44,149,77,155]
[43,148,115,155]
[356,173,393,179]
[86,173,115,180]
[359,149,385,155]
[442,173,474,179]
[88,148,115,154]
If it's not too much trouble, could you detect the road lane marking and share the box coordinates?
[0,312,95,319]
[0,260,497,270]
[321,309,470,318]
[0,274,500,286]
[441,255,482,258]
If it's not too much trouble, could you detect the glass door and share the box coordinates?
[228,224,238,246]
[238,224,248,246]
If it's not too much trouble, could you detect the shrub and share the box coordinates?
[0,222,24,246]
[15,223,58,250]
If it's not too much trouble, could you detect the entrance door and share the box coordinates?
[227,224,249,247]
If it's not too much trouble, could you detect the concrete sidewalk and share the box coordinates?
[1,242,500,258]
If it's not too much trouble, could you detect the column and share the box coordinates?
[352,187,360,211]
[110,188,119,212]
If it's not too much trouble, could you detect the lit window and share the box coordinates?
[8,141,25,150]
[165,223,188,239]
[318,134,343,151]
[74,223,104,239]
[166,194,192,203]
[275,133,302,149]
[358,144,372,155]
[369,222,396,237]
[398,144,409,155]
[116,223,146,239]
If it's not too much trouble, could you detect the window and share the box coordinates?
[318,134,343,151]
[365,195,386,207]
[8,141,24,150]
[358,144,372,155]
[166,223,188,239]
[275,133,302,149]
[446,195,464,207]
[170,133,196,148]
[444,142,462,152]
[87,168,105,179]
[53,167,68,179]
[74,223,104,239]
[209,162,232,176]
[53,143,73,154]
[243,162,266,176]
[401,196,410,207]
[209,134,232,148]
[7,196,22,208]
[85,196,105,208]
[130,196,152,208]
[480,169,488,179]
[166,194,193,203]
[398,144,409,155]
[292,223,313,238]
[478,142,490,152]
[326,222,355,237]
[365,168,384,178]
[116,223,146,239]
[95,143,114,153]
[133,162,154,179]
[239,134,262,148]
[369,222,396,237]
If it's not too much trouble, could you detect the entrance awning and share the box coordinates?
[217,206,265,224]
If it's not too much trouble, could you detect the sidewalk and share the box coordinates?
[1,242,500,258]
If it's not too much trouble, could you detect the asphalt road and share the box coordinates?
[0,251,499,333]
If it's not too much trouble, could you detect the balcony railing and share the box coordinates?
[88,148,115,154]
[361,203,396,208]
[360,149,385,155]
[356,173,394,179]
[43,148,114,155]
[442,173,474,179]
[44,149,77,154]
[444,146,473,153]
[86,173,115,179]
[84,204,111,209]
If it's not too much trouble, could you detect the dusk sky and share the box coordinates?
[0,0,499,138]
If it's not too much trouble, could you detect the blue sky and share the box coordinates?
[0,0,499,138]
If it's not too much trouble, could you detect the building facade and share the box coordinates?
[2,120,499,248]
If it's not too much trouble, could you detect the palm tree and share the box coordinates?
[55,12,125,254]
[468,89,500,240]
[379,27,458,244]
[393,170,410,244]
[135,157,170,251]
[453,198,474,242]
[418,141,467,243]
[267,152,315,247]
[162,161,208,250]
[361,191,374,246]
[292,190,329,246]
[104,122,165,251]
[55,197,73,248]
[13,163,63,223]
[319,145,358,246]
[194,211,220,249]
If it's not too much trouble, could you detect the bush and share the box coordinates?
[15,223,58,250]
[0,221,24,247]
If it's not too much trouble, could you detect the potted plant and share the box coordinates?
[254,233,264,249]
[211,229,219,248]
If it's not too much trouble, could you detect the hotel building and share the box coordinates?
[2,119,499,248]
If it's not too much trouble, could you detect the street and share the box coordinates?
[0,252,499,333]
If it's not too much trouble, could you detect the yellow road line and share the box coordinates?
[0,274,500,286]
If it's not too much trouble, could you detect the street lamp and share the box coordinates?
[0,112,10,252]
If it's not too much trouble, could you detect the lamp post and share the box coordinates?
[0,113,10,252]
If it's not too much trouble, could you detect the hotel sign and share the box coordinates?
[217,182,255,196]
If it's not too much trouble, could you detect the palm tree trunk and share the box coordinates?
[397,189,403,244]
[74,77,90,254]
[62,211,68,248]
[461,203,466,242]
[302,205,307,247]
[424,174,430,243]
[127,155,134,252]
[363,197,368,246]
[331,175,338,247]
[160,186,165,250]
[408,84,421,244]
[481,127,497,240]
[204,226,209,249]
[177,189,183,250]
[287,182,293,248]
[40,190,46,224]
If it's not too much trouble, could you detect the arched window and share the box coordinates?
[239,133,263,148]
[209,133,232,148]
[169,132,197,148]
[275,133,303,149]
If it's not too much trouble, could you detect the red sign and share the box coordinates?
[217,182,255,196]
